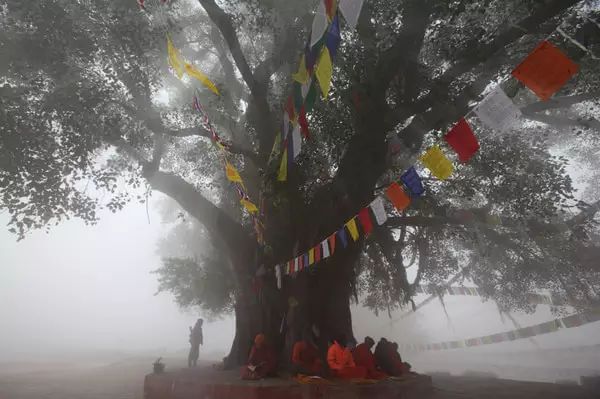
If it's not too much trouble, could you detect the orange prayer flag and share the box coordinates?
[511,41,578,101]
[386,182,410,211]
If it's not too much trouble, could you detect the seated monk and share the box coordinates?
[291,331,323,376]
[327,333,367,379]
[390,342,411,376]
[353,337,387,380]
[374,338,393,374]
[241,333,277,380]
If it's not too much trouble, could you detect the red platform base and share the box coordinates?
[144,367,433,399]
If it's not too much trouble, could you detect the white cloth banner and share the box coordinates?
[310,1,328,47]
[292,125,302,159]
[301,77,312,100]
[321,239,330,259]
[275,264,282,289]
[339,0,364,31]
[369,196,388,225]
[474,87,521,133]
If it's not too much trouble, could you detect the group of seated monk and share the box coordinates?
[241,332,410,381]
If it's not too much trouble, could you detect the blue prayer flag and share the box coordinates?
[337,226,348,248]
[400,167,425,197]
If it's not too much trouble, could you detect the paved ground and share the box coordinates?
[0,357,597,399]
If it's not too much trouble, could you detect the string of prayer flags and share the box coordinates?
[420,146,454,180]
[444,118,480,163]
[357,207,373,236]
[225,161,243,183]
[369,197,388,225]
[315,47,334,98]
[511,40,579,101]
[386,182,411,211]
[184,63,220,95]
[400,167,425,197]
[345,217,360,241]
[338,0,364,30]
[474,87,521,133]
[167,35,184,78]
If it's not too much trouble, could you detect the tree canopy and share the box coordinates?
[2,0,600,364]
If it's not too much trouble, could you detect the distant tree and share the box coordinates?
[1,0,599,367]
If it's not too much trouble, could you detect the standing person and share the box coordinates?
[188,318,203,368]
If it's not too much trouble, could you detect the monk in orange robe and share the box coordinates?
[291,332,323,376]
[241,333,277,380]
[353,336,388,380]
[327,334,367,379]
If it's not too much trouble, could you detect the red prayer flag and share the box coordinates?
[444,118,480,163]
[386,182,411,211]
[511,41,578,101]
[328,233,336,255]
[298,106,310,138]
[357,207,373,236]
[314,244,321,262]
[285,95,296,122]
[325,0,336,19]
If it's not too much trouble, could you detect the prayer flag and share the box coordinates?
[298,106,310,139]
[321,239,330,258]
[400,167,424,197]
[420,146,454,180]
[325,0,337,20]
[357,207,373,236]
[308,248,315,265]
[268,132,281,164]
[301,77,312,100]
[291,125,302,159]
[167,36,184,79]
[315,47,333,98]
[275,265,282,289]
[225,162,242,183]
[325,14,341,59]
[338,0,364,30]
[369,197,387,225]
[305,39,322,73]
[310,1,329,47]
[285,95,297,123]
[314,244,321,262]
[474,87,521,133]
[444,118,480,163]
[278,148,288,181]
[294,257,299,273]
[282,112,290,142]
[328,233,336,255]
[184,63,220,95]
[386,182,411,211]
[345,218,359,241]
[240,198,258,213]
[303,253,309,269]
[292,55,310,84]
[304,81,318,112]
[511,40,578,101]
[337,227,348,248]
[293,82,304,112]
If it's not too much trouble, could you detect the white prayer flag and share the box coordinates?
[369,197,388,225]
[474,87,521,133]
[339,0,365,31]
[275,265,282,289]
[310,1,328,47]
[283,111,290,137]
[291,125,302,159]
[321,239,330,259]
[293,257,299,272]
[301,77,312,100]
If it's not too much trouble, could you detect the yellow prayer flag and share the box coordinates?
[277,148,288,181]
[308,248,315,265]
[184,63,220,95]
[268,134,281,164]
[225,161,243,183]
[240,198,258,213]
[345,218,359,241]
[420,146,454,180]
[315,47,333,98]
[292,55,310,84]
[167,36,184,79]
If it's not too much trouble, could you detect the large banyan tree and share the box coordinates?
[2,0,599,366]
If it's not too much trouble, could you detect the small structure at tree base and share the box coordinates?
[144,366,433,399]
